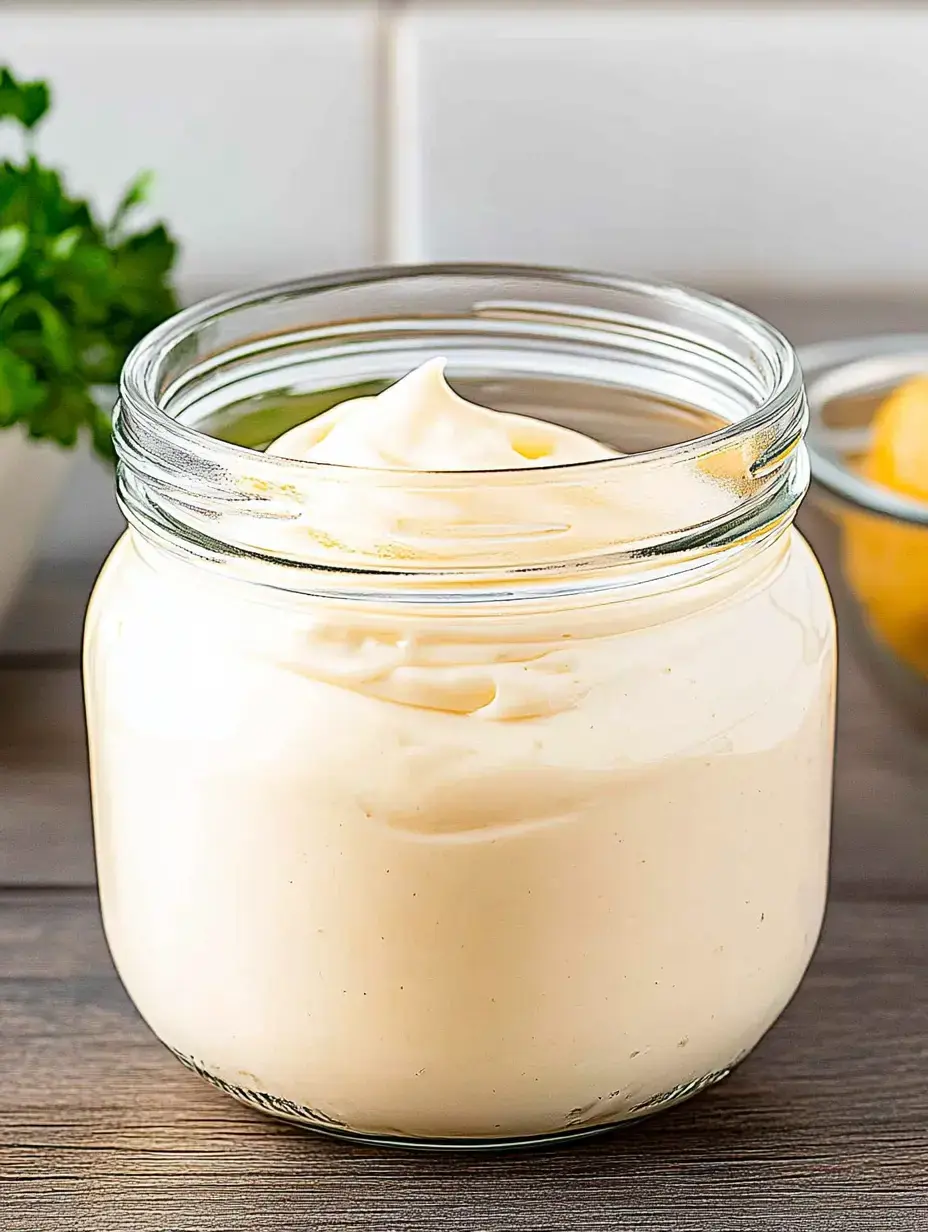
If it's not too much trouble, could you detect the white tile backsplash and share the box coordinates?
[394,4,928,289]
[0,2,381,301]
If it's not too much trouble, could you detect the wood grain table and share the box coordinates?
[2,295,928,1231]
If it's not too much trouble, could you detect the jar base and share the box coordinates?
[169,1047,734,1152]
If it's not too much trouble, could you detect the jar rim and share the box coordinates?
[115,263,809,598]
[121,262,803,479]
[802,334,928,527]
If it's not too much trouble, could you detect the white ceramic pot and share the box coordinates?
[0,426,76,628]
[0,387,115,630]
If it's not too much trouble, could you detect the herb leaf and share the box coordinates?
[0,67,50,130]
[109,169,155,238]
[0,348,44,426]
[0,224,27,276]
[0,66,179,458]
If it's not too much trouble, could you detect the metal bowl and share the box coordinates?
[802,336,928,731]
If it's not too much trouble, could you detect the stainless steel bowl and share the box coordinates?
[802,336,928,731]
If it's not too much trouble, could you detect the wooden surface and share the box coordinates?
[3,292,928,1228]
[0,890,926,1232]
[2,641,927,1230]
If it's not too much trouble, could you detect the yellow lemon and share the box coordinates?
[842,376,928,678]
[866,375,928,500]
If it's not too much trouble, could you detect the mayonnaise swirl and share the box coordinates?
[243,358,730,573]
[223,358,736,719]
[267,357,615,470]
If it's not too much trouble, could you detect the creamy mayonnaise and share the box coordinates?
[220,357,737,575]
[267,357,616,469]
[85,360,836,1141]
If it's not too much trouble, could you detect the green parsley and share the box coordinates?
[0,66,179,460]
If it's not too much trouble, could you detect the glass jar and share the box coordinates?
[803,335,928,729]
[84,266,836,1149]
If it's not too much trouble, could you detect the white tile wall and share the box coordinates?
[5,1,928,648]
[393,4,928,289]
[0,2,382,301]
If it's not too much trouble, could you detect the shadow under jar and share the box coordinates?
[83,266,836,1149]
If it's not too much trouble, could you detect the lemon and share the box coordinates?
[866,375,928,500]
[842,376,928,678]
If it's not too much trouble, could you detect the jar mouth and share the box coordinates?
[802,335,928,527]
[116,263,808,597]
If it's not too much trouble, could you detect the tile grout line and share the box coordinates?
[379,0,423,264]
[372,0,395,265]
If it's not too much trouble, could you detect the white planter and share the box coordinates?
[0,426,76,630]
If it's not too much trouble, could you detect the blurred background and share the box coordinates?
[3,0,928,653]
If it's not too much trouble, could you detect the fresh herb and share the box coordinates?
[0,66,179,460]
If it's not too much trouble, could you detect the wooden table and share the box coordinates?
[3,295,928,1230]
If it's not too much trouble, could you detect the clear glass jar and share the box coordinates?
[84,266,836,1149]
